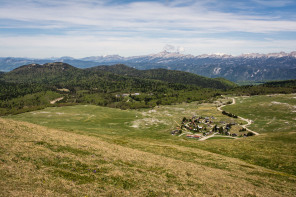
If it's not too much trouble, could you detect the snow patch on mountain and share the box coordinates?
[76,51,296,63]
[213,67,222,75]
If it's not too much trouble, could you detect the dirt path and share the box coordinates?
[199,133,217,141]
[218,97,259,136]
[217,97,235,112]
[50,97,64,104]
[238,116,260,135]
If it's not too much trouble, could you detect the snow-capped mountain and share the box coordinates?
[80,55,125,62]
[80,51,296,62]
[239,51,296,58]
[1,51,296,82]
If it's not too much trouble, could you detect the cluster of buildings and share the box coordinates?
[171,115,216,134]
[171,115,248,140]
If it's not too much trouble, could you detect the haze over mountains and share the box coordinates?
[1,51,296,82]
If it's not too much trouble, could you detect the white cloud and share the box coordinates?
[177,46,185,53]
[0,0,295,57]
[163,44,175,52]
[0,34,295,58]
[0,0,295,33]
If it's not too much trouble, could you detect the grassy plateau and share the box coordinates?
[1,94,296,196]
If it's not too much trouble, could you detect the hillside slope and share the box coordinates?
[88,64,237,89]
[0,62,225,115]
[1,117,295,196]
[4,62,83,83]
[4,62,235,90]
[2,62,295,116]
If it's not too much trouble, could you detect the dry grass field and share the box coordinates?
[1,94,296,196]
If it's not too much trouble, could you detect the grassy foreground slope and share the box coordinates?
[1,118,296,196]
[8,98,296,176]
[2,94,296,196]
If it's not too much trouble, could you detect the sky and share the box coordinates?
[0,0,296,58]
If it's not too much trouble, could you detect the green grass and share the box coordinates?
[7,95,296,176]
[8,105,140,135]
[6,117,283,196]
[223,94,296,133]
[8,101,246,143]
[195,132,296,176]
[2,94,296,195]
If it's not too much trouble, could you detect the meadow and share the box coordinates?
[223,94,296,133]
[1,94,296,196]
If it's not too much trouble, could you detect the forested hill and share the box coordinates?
[4,63,236,90]
[0,62,227,115]
[227,79,296,95]
[87,64,237,90]
[263,79,296,87]
[1,62,296,116]
[4,62,83,83]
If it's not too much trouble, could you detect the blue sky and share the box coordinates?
[0,0,296,58]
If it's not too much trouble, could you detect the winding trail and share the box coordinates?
[218,97,259,136]
[217,97,236,111]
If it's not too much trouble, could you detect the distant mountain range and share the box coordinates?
[1,51,296,82]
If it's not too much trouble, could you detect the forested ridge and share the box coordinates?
[0,63,224,115]
[0,62,295,116]
[88,64,237,90]
[227,79,296,96]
